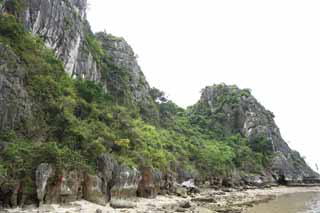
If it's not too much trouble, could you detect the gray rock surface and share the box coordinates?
[96,33,149,102]
[35,163,54,204]
[96,154,118,201]
[0,43,32,131]
[96,32,159,122]
[38,169,83,204]
[83,154,119,205]
[111,166,141,199]
[2,0,100,82]
[95,209,103,213]
[193,84,319,183]
[110,199,137,209]
[2,0,159,123]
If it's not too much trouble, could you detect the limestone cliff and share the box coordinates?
[95,32,159,122]
[96,33,152,105]
[2,0,100,81]
[189,84,319,183]
[1,0,158,123]
[0,43,32,131]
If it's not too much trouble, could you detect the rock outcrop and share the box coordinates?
[0,43,32,131]
[191,84,319,184]
[137,167,161,198]
[96,154,118,201]
[41,170,83,204]
[83,154,118,205]
[35,163,53,205]
[32,155,144,207]
[96,32,159,122]
[111,166,141,199]
[83,174,106,206]
[96,33,152,105]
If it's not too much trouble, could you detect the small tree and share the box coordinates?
[198,141,235,177]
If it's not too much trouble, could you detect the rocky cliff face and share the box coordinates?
[8,0,100,81]
[95,32,159,122]
[1,0,158,122]
[0,43,32,131]
[96,33,152,105]
[191,84,319,183]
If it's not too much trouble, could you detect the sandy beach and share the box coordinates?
[3,186,320,213]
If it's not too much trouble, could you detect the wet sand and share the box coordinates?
[196,186,320,212]
[244,191,320,213]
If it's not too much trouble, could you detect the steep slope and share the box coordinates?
[188,84,319,183]
[95,32,159,123]
[1,0,159,123]
[2,0,99,80]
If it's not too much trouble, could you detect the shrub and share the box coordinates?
[75,80,111,103]
[0,141,89,179]
[0,14,25,39]
[198,141,235,176]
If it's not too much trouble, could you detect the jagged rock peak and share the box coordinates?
[95,32,159,123]
[96,32,151,104]
[194,83,319,182]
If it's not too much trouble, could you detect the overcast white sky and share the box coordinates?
[87,0,320,171]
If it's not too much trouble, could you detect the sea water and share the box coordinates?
[245,192,320,213]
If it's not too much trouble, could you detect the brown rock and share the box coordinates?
[83,174,106,206]
[137,167,159,198]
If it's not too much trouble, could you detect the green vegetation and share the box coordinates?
[0,14,273,184]
[107,34,124,42]
[198,141,235,176]
[1,0,26,16]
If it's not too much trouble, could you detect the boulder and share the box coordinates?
[181,179,200,194]
[175,186,188,198]
[241,173,276,187]
[96,208,103,213]
[242,175,263,187]
[110,199,137,209]
[179,201,192,208]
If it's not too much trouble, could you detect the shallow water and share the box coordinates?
[245,192,320,213]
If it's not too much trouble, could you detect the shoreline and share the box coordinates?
[4,186,320,213]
